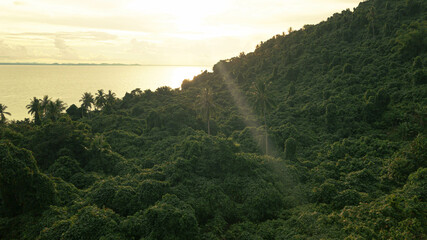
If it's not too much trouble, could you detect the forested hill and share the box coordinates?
[1,0,426,239]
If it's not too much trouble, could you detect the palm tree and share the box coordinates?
[198,88,215,135]
[367,6,376,37]
[26,97,42,125]
[104,90,116,113]
[90,134,111,155]
[0,104,11,124]
[251,80,275,155]
[95,89,106,110]
[46,99,67,121]
[106,90,116,106]
[131,88,143,96]
[80,92,94,117]
[40,95,51,118]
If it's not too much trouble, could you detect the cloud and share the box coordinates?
[0,40,30,60]
[125,35,259,66]
[13,1,25,6]
[54,37,79,60]
[84,32,117,41]
[0,0,362,64]
[204,0,361,32]
[54,38,68,50]
[128,39,159,54]
[7,31,118,41]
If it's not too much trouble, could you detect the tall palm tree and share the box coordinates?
[367,6,376,37]
[80,92,94,117]
[40,95,51,118]
[0,104,11,124]
[95,89,106,110]
[104,90,116,113]
[251,80,275,155]
[106,90,116,106]
[26,97,42,125]
[198,88,215,135]
[46,99,67,121]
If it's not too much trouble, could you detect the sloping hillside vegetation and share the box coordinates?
[0,0,426,239]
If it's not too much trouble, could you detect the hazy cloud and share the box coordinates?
[0,40,30,60]
[54,38,79,60]
[6,31,118,41]
[13,1,26,6]
[54,38,68,50]
[0,0,361,65]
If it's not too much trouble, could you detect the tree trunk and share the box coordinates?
[207,118,210,135]
[207,107,210,135]
[264,103,268,155]
[206,103,211,135]
[372,22,375,38]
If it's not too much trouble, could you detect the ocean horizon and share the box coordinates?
[0,65,209,120]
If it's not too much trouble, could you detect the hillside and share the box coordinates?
[1,0,426,239]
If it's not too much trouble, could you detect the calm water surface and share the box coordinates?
[0,65,209,120]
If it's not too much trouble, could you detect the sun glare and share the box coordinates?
[168,66,206,88]
[125,0,230,37]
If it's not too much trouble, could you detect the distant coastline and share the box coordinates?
[0,62,141,66]
[0,63,210,67]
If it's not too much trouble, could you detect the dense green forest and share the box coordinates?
[1,0,426,239]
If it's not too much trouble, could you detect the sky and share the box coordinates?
[0,0,361,66]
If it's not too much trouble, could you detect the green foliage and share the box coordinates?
[337,192,426,239]
[26,97,42,125]
[403,167,427,201]
[284,137,297,160]
[29,118,91,169]
[287,83,296,97]
[197,88,216,135]
[243,182,283,221]
[39,220,72,240]
[375,88,391,110]
[60,206,122,240]
[52,177,80,205]
[143,194,200,240]
[412,69,427,85]
[342,63,352,74]
[394,20,427,58]
[26,96,67,124]
[363,88,391,123]
[48,156,83,181]
[383,134,427,185]
[69,172,100,189]
[0,126,25,147]
[231,127,262,154]
[135,179,169,210]
[412,56,423,70]
[1,0,426,238]
[0,104,11,124]
[86,177,168,217]
[333,189,361,209]
[325,103,337,131]
[312,179,339,204]
[172,132,237,178]
[0,141,56,216]
[104,130,144,158]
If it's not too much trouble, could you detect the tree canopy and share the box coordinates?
[0,0,426,239]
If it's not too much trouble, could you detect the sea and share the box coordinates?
[0,65,209,120]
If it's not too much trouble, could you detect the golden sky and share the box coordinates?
[0,0,361,66]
